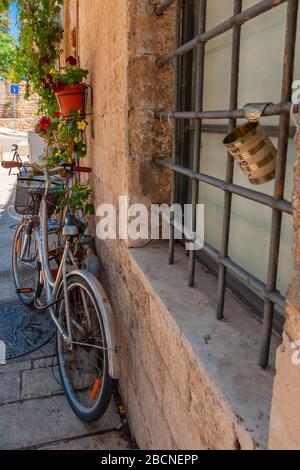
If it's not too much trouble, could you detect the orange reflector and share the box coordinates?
[90,378,102,400]
[16,239,21,254]
[18,288,33,294]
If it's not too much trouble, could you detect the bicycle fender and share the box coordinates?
[67,269,120,380]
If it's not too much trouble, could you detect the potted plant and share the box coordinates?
[46,56,89,118]
[34,111,88,166]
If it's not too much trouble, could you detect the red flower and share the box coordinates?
[66,56,77,66]
[39,77,50,89]
[46,72,53,83]
[52,82,64,93]
[53,111,61,118]
[39,116,52,131]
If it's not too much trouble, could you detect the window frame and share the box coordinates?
[155,0,299,368]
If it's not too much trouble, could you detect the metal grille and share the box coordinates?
[154,0,299,368]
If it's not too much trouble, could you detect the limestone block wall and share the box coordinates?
[68,0,300,450]
[0,80,38,131]
[73,0,245,449]
[269,127,300,450]
[127,0,173,211]
[62,0,78,64]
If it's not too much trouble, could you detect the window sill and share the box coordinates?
[130,241,280,449]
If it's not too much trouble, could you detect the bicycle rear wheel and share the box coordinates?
[12,222,38,306]
[56,273,114,422]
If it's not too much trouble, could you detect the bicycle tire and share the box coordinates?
[12,223,38,306]
[56,273,114,423]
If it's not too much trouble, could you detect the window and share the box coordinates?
[155,0,299,367]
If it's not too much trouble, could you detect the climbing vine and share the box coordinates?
[0,7,16,78]
[14,0,64,114]
[9,1,94,217]
[0,0,10,13]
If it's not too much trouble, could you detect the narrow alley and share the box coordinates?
[0,132,131,450]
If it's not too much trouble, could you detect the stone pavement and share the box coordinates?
[0,140,131,450]
[0,128,27,139]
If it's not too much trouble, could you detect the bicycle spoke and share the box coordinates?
[57,279,109,414]
[13,224,38,305]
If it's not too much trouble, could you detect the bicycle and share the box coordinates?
[1,160,119,423]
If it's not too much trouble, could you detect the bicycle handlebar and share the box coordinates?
[1,161,92,175]
[74,166,92,174]
[1,161,23,169]
[47,165,92,174]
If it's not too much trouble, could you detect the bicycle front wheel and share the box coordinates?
[12,222,38,306]
[56,273,114,423]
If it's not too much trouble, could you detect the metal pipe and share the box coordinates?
[155,101,299,120]
[169,0,181,265]
[259,0,298,368]
[216,0,242,321]
[155,159,292,214]
[154,0,175,16]
[188,0,207,287]
[157,0,288,65]
[195,123,297,139]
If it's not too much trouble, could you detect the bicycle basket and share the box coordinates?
[14,173,61,217]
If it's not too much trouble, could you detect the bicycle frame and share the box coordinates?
[32,175,77,342]
[14,169,75,342]
[16,167,119,379]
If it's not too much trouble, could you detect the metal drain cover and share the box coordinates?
[0,302,55,359]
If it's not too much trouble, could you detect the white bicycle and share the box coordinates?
[2,160,119,423]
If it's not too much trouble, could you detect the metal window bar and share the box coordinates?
[155,0,298,368]
[195,124,297,139]
[217,0,242,321]
[188,0,206,287]
[168,0,182,265]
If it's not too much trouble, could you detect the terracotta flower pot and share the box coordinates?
[54,83,87,118]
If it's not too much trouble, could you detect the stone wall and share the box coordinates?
[67,0,300,450]
[0,81,38,131]
[269,127,300,450]
[62,0,78,64]
[71,0,253,450]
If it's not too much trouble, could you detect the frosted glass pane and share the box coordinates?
[203,0,233,125]
[228,197,271,286]
[192,0,298,300]
[239,1,286,126]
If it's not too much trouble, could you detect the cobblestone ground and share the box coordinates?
[0,135,131,450]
